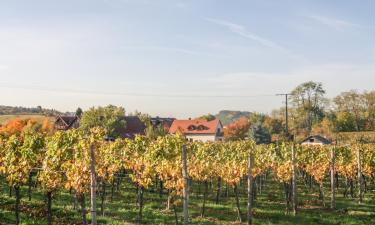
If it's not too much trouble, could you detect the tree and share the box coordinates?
[0,118,44,137]
[249,112,266,125]
[249,123,271,144]
[264,116,283,135]
[76,107,83,118]
[290,81,326,133]
[198,114,216,121]
[80,105,126,138]
[362,91,375,130]
[311,117,335,139]
[334,90,366,131]
[224,117,251,141]
[132,112,167,140]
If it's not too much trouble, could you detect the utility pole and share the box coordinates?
[276,93,292,139]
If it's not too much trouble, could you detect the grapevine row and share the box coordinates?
[0,128,374,224]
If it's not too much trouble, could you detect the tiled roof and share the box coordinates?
[59,116,78,126]
[169,119,221,135]
[301,135,332,145]
[150,117,175,130]
[115,116,146,139]
[55,115,79,130]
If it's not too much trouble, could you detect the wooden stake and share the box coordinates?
[182,144,189,225]
[357,147,363,204]
[90,144,97,225]
[330,147,336,209]
[292,144,297,215]
[247,153,253,225]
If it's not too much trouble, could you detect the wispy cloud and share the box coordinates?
[306,15,361,30]
[205,18,307,62]
[205,18,287,51]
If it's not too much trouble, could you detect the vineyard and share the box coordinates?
[0,127,375,225]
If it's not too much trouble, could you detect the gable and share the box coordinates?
[169,119,221,135]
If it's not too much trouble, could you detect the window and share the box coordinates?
[188,125,196,131]
[197,125,208,131]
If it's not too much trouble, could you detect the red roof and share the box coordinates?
[169,119,221,135]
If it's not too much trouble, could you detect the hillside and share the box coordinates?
[0,114,55,125]
[0,105,61,116]
[215,110,252,125]
[0,105,62,125]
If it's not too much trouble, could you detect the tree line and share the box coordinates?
[216,81,375,143]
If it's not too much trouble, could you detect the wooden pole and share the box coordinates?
[80,194,87,225]
[330,147,336,209]
[47,191,52,225]
[247,153,253,225]
[234,184,242,222]
[357,147,363,204]
[291,143,297,215]
[15,186,20,225]
[182,144,189,225]
[90,144,97,225]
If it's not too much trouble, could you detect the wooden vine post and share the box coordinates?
[182,144,189,225]
[357,146,363,204]
[247,152,253,225]
[90,144,98,225]
[291,143,297,215]
[330,147,336,209]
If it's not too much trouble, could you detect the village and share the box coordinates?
[54,112,331,145]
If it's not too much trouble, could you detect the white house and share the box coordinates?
[300,135,332,146]
[169,118,223,142]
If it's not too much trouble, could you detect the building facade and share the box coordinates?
[169,118,223,142]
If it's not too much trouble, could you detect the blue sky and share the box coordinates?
[0,0,375,118]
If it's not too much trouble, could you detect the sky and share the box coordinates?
[0,0,375,118]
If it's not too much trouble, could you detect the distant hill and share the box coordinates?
[0,105,62,116]
[215,110,252,126]
[0,114,55,125]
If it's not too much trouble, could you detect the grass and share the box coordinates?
[0,174,374,225]
[0,114,54,125]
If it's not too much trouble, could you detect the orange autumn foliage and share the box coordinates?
[0,118,28,136]
[0,118,51,137]
[223,117,251,141]
[41,118,53,133]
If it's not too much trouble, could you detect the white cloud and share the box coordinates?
[205,18,305,61]
[306,15,361,31]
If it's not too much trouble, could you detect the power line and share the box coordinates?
[0,84,276,98]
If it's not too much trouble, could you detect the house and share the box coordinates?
[54,115,80,130]
[169,118,223,142]
[300,135,332,146]
[150,117,175,131]
[54,115,146,140]
[114,116,146,139]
